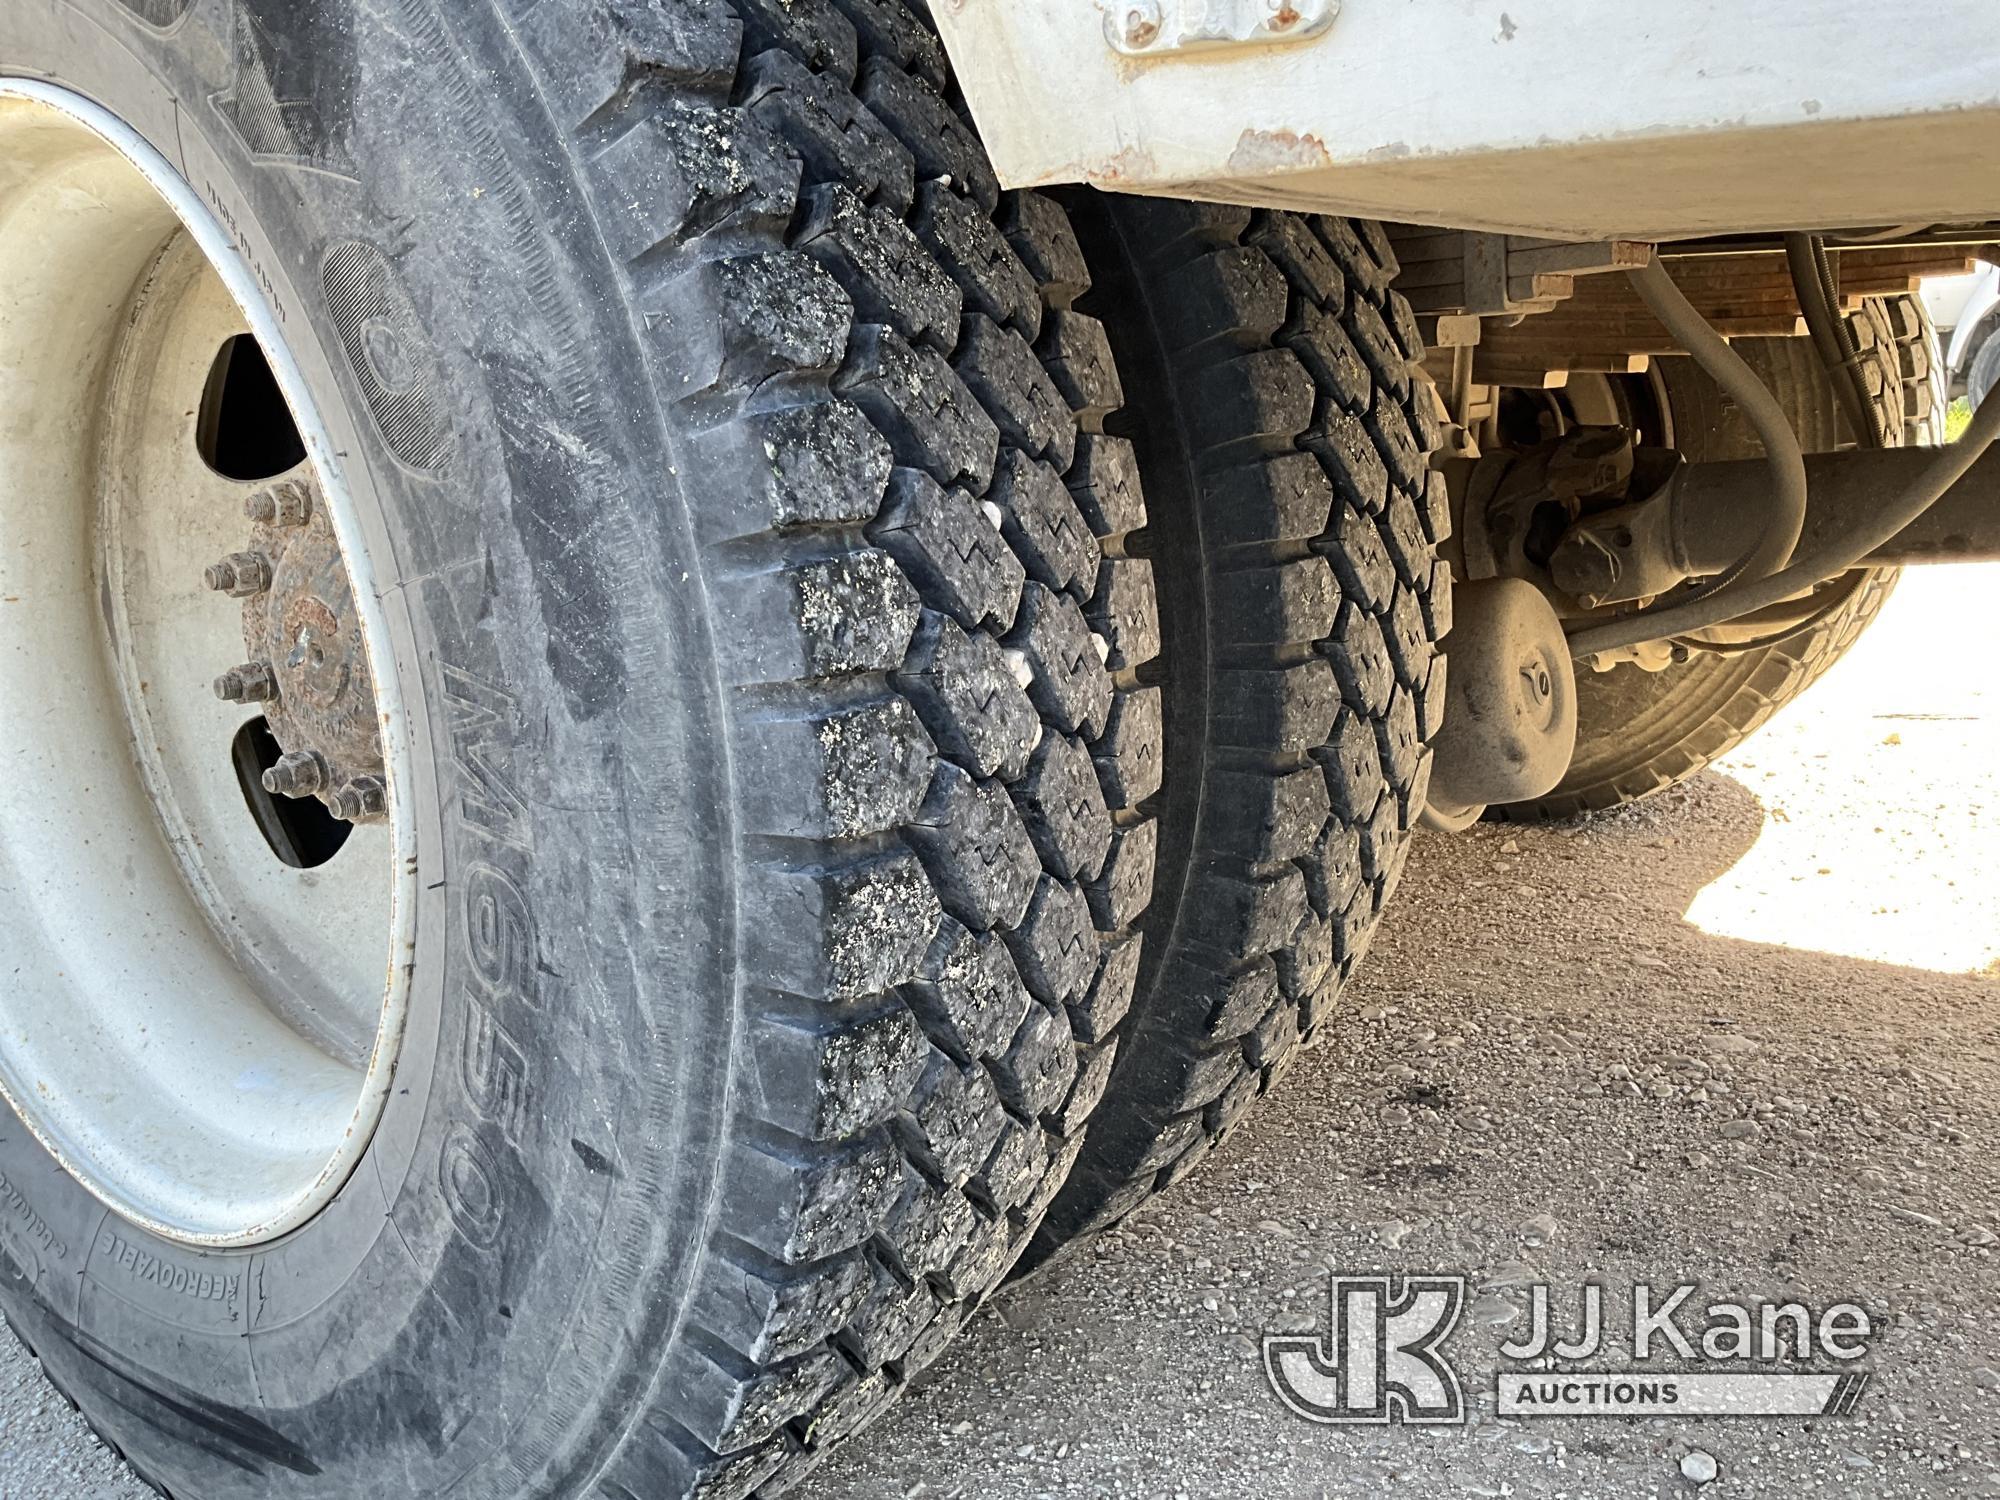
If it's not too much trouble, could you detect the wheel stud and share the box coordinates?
[204,552,273,598]
[262,749,330,799]
[213,662,279,704]
[330,775,388,824]
[245,480,312,528]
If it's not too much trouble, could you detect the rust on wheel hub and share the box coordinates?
[208,474,386,823]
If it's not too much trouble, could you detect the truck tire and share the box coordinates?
[1501,293,1940,821]
[1020,200,1449,1265]
[0,4,1155,1497]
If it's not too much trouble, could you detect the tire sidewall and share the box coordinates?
[0,4,734,1495]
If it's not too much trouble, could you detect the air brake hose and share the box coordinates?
[1568,388,2000,658]
[1625,258,1809,594]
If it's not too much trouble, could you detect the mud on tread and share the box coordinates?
[510,2,1161,1495]
[1026,200,1447,1264]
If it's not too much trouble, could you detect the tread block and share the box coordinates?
[797,184,961,348]
[1086,818,1157,933]
[1092,683,1163,809]
[906,762,1041,932]
[1001,191,1092,304]
[1211,660,1341,755]
[1186,349,1315,452]
[1324,599,1396,716]
[755,1005,929,1140]
[838,325,1000,490]
[1205,452,1335,550]
[1153,247,1290,352]
[937,1209,1018,1301]
[1040,310,1124,419]
[826,0,950,88]
[668,1341,848,1453]
[1286,300,1374,417]
[1211,556,1339,648]
[1380,489,1433,589]
[738,694,934,840]
[1249,211,1347,311]
[1344,290,1413,401]
[989,450,1102,599]
[1013,731,1114,882]
[1365,384,1427,491]
[655,251,852,395]
[1089,556,1160,674]
[592,102,800,260]
[903,917,1034,1065]
[1068,927,1143,1044]
[1187,867,1310,960]
[1384,581,1433,689]
[1277,916,1334,1008]
[988,997,1081,1119]
[1308,818,1366,921]
[692,1253,870,1367]
[858,58,1000,214]
[879,1167,980,1279]
[1004,876,1098,1006]
[896,611,1041,782]
[803,1368,898,1449]
[976,1115,1049,1212]
[842,1259,949,1367]
[1203,959,1281,1043]
[721,1134,903,1264]
[724,546,919,683]
[911,181,1042,339]
[1206,766,1333,865]
[752,852,943,1004]
[520,0,738,125]
[1318,705,1389,823]
[1312,215,1398,293]
[1245,994,1301,1072]
[743,49,914,212]
[1304,408,1391,517]
[1008,583,1113,739]
[958,316,1078,470]
[896,1049,1011,1187]
[1378,686,1425,820]
[1318,501,1393,612]
[734,0,860,78]
[1050,1037,1120,1137]
[1067,433,1148,540]
[683,397,890,542]
[870,467,1025,634]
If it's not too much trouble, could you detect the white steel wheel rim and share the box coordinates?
[0,83,415,1246]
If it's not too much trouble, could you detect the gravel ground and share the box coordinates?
[3,567,1994,1498]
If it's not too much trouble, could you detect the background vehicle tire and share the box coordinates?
[1020,201,1450,1266]
[1970,327,2000,412]
[0,3,1155,1496]
[1501,292,1942,821]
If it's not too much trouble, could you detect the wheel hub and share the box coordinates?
[208,474,387,823]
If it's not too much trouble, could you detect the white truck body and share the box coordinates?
[932,0,2000,241]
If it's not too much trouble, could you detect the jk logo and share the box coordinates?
[1264,1274,1467,1424]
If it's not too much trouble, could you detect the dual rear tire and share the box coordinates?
[0,3,1442,1495]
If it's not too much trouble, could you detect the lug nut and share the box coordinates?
[213,662,280,704]
[262,749,330,799]
[204,552,273,599]
[330,775,389,824]
[246,480,312,528]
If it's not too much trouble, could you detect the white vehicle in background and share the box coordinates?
[1933,262,2000,408]
[0,3,1996,1497]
